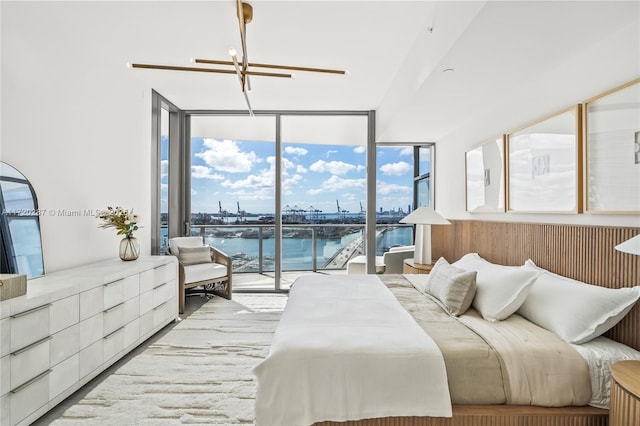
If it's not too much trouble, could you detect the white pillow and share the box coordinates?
[453,253,537,322]
[426,257,477,316]
[519,259,640,344]
[178,245,212,266]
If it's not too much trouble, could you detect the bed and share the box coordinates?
[254,221,640,426]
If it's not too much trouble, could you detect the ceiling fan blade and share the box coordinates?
[130,63,236,74]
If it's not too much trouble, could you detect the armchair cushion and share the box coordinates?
[184,262,228,284]
[168,236,204,257]
[178,246,212,266]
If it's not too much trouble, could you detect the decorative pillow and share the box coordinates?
[519,259,640,344]
[178,245,212,266]
[453,253,537,322]
[425,257,477,316]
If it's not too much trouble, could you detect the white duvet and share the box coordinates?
[253,274,452,426]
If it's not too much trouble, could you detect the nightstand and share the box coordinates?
[403,259,433,274]
[610,360,640,425]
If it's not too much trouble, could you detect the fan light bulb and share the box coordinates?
[228,47,237,57]
[189,57,196,64]
[126,62,132,68]
[344,70,350,76]
[291,73,297,80]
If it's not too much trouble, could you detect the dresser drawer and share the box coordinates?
[140,264,176,293]
[0,354,9,396]
[79,313,103,349]
[11,336,50,391]
[10,303,50,352]
[79,286,103,321]
[10,369,50,426]
[50,294,79,335]
[103,326,124,362]
[0,393,8,426]
[103,279,124,310]
[0,318,9,358]
[123,318,139,350]
[49,354,79,400]
[103,302,125,336]
[79,340,103,379]
[50,323,80,367]
[152,281,174,307]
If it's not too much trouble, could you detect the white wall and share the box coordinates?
[435,17,640,227]
[1,2,153,272]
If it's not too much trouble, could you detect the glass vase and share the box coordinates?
[119,236,140,261]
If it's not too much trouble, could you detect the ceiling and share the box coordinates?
[31,0,638,143]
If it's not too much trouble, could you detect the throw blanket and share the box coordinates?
[253,274,452,426]
[459,310,592,406]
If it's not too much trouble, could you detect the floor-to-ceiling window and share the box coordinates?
[151,91,182,255]
[188,115,276,282]
[152,102,435,291]
[281,115,368,275]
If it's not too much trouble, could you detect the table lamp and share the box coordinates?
[615,234,640,256]
[400,207,450,265]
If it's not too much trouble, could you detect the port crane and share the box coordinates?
[337,200,348,218]
[236,202,246,223]
[218,201,228,223]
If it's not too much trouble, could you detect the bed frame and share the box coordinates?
[315,220,640,426]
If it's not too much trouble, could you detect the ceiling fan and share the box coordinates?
[130,0,348,115]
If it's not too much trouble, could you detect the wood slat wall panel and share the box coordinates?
[313,407,608,426]
[431,220,640,350]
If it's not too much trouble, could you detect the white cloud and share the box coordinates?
[195,139,257,173]
[161,160,168,178]
[399,147,413,156]
[376,180,412,195]
[191,165,225,180]
[380,161,412,176]
[284,146,308,156]
[353,146,365,154]
[308,175,366,195]
[309,160,364,175]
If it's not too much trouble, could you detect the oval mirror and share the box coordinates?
[0,161,45,278]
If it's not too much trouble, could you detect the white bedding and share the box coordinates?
[253,274,452,426]
[571,336,640,409]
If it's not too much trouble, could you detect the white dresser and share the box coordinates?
[0,256,178,426]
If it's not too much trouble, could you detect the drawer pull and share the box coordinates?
[103,326,124,340]
[103,279,122,287]
[104,302,125,313]
[11,303,51,318]
[11,335,52,356]
[153,282,168,290]
[10,369,51,393]
[153,301,168,311]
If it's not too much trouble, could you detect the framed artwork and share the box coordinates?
[584,78,640,213]
[507,105,582,213]
[465,136,505,213]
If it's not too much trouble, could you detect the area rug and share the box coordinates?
[49,294,288,425]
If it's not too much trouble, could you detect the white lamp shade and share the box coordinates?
[400,207,450,265]
[615,235,640,256]
[400,207,450,225]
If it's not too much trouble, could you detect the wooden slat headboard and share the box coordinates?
[431,220,640,350]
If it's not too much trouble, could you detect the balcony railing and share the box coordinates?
[179,223,413,274]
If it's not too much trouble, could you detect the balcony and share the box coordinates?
[162,223,413,291]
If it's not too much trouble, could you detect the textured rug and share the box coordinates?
[48,294,288,425]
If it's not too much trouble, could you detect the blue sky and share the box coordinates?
[164,138,422,216]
